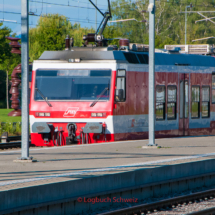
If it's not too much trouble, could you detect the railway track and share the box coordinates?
[99,188,215,215]
[0,141,22,149]
[187,206,215,215]
[0,136,32,149]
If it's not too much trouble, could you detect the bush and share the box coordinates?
[0,122,21,136]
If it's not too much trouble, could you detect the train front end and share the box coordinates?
[30,51,116,146]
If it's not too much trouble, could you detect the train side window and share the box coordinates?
[115,69,126,102]
[156,86,165,120]
[167,86,177,120]
[191,86,200,118]
[202,86,210,118]
[179,81,184,119]
[212,73,215,103]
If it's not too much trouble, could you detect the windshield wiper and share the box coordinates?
[35,88,52,107]
[90,87,109,107]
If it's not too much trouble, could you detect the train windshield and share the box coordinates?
[34,69,111,101]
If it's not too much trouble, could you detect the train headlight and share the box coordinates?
[36,112,50,117]
[68,58,81,63]
[91,113,105,117]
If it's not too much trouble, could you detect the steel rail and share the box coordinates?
[187,206,215,215]
[0,135,31,142]
[0,141,33,149]
[0,170,215,214]
[7,136,21,141]
[98,188,215,215]
[0,135,32,149]
[0,142,21,148]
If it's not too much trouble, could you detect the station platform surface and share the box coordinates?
[0,136,215,190]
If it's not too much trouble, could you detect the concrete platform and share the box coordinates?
[1,136,215,215]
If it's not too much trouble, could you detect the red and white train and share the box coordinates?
[29,42,215,146]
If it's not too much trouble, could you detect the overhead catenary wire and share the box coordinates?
[0,10,100,25]
[0,19,17,23]
[1,1,214,18]
[0,0,112,29]
[1,0,215,37]
[111,0,215,8]
[30,0,107,7]
[29,0,106,11]
[192,36,215,42]
[40,0,43,16]
[2,0,4,20]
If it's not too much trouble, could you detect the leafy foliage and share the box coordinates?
[72,23,94,47]
[0,24,19,108]
[0,70,6,102]
[29,14,94,61]
[0,121,21,136]
[0,2,215,109]
[0,23,12,63]
[29,14,72,61]
[106,0,215,47]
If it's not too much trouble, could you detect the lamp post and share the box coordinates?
[148,1,156,146]
[185,3,192,45]
[95,0,97,31]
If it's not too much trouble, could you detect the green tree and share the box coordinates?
[29,14,72,61]
[0,23,16,109]
[71,23,94,47]
[0,23,12,63]
[108,0,215,47]
[103,25,121,46]
[0,53,21,109]
[29,14,94,61]
[108,0,147,44]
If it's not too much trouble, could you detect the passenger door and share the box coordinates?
[179,74,189,136]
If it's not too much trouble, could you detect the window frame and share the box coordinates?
[115,69,126,102]
[184,80,189,119]
[202,85,210,118]
[34,69,112,102]
[156,85,166,121]
[191,85,200,119]
[167,85,177,120]
[179,80,184,119]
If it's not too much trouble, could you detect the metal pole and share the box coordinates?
[21,0,30,159]
[148,1,156,146]
[185,6,187,45]
[95,0,97,31]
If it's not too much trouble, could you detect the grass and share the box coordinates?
[0,109,21,123]
[0,109,22,136]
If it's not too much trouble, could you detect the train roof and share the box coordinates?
[38,49,215,67]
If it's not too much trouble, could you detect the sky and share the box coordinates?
[0,0,112,36]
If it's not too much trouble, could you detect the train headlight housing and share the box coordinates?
[91,113,97,117]
[45,113,50,117]
[97,113,103,117]
[38,112,45,117]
